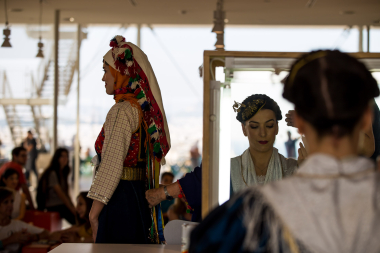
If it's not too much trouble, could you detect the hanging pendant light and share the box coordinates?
[36,38,44,58]
[36,0,44,58]
[1,0,11,48]
[212,0,225,50]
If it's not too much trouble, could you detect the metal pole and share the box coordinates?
[137,24,141,48]
[367,25,370,52]
[358,26,363,52]
[209,81,220,210]
[52,10,59,154]
[74,24,81,199]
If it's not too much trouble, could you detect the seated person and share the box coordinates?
[50,192,93,243]
[0,187,49,253]
[36,148,76,225]
[160,172,175,223]
[230,94,301,196]
[167,198,192,222]
[189,50,380,252]
[0,147,34,210]
[0,169,26,220]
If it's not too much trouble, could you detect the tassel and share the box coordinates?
[150,131,159,140]
[136,90,145,99]
[148,125,157,135]
[141,101,149,110]
[124,48,132,60]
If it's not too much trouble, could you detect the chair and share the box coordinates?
[164,220,199,245]
[23,210,62,232]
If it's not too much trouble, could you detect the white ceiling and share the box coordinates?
[2,0,380,26]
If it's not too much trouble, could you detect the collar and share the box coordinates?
[297,153,374,175]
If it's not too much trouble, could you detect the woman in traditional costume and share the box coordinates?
[189,50,380,253]
[88,36,170,244]
[230,94,299,196]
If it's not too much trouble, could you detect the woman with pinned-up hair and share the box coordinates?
[189,50,380,253]
[230,94,300,196]
[87,36,171,244]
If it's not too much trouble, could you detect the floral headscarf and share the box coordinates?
[103,36,170,163]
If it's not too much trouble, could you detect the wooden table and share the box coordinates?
[50,244,182,253]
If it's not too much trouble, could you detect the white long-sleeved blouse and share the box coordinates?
[87,101,140,204]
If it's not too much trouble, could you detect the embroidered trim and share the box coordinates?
[177,180,194,214]
[87,190,110,205]
[120,167,146,181]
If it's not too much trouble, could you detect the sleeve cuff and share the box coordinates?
[87,191,110,205]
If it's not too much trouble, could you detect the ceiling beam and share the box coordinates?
[0,98,52,106]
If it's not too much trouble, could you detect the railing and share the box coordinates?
[0,26,84,147]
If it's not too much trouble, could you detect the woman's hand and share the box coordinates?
[90,216,99,243]
[145,186,166,208]
[298,142,308,165]
[89,200,104,243]
[285,110,295,127]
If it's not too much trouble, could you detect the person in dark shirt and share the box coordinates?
[24,131,38,182]
[146,165,202,222]
[284,131,299,158]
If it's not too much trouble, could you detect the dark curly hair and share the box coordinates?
[283,50,379,137]
[236,94,282,124]
[0,168,18,187]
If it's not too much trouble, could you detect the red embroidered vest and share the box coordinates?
[94,122,147,168]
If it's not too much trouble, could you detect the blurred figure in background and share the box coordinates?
[0,169,26,220]
[50,192,93,243]
[0,187,49,253]
[24,131,38,183]
[284,131,299,158]
[190,141,201,169]
[0,147,34,210]
[36,148,76,225]
[167,197,192,222]
[160,172,175,224]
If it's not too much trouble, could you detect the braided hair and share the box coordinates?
[283,50,379,137]
[236,94,282,124]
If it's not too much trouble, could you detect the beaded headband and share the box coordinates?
[233,99,266,122]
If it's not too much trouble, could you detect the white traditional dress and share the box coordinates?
[190,154,380,253]
[230,148,297,196]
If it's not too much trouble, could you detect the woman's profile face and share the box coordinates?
[58,151,69,170]
[3,174,19,190]
[102,63,115,95]
[76,195,87,219]
[0,195,14,217]
[242,109,279,153]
